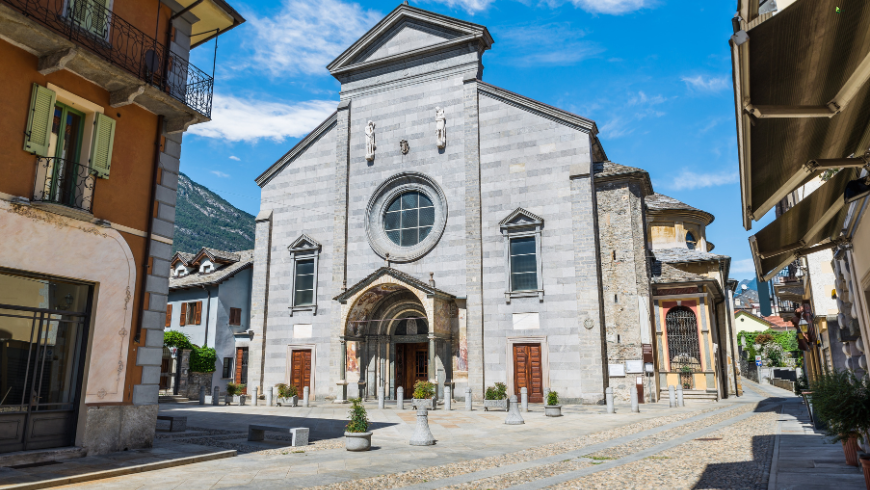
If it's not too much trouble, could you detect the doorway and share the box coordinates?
[234,347,248,394]
[0,270,91,453]
[513,343,543,403]
[290,349,311,396]
[396,343,428,394]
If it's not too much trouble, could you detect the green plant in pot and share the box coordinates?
[345,398,372,451]
[275,383,299,407]
[679,366,694,389]
[483,382,508,411]
[412,380,436,410]
[545,390,562,417]
[809,370,870,467]
[226,383,246,405]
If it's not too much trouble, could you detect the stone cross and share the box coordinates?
[605,387,614,414]
[520,387,528,412]
[409,407,435,446]
[505,395,524,425]
[465,387,473,411]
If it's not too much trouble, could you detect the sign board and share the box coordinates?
[642,343,653,363]
[625,360,643,373]
[644,362,654,373]
[755,355,762,361]
[608,363,625,377]
[756,360,762,367]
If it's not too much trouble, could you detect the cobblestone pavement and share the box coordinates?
[47,381,854,490]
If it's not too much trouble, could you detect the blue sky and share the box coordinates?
[182,0,768,282]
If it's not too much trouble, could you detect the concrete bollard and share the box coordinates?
[630,384,639,413]
[397,386,404,411]
[199,386,205,405]
[409,407,436,446]
[505,395,525,425]
[465,387,473,411]
[677,385,685,407]
[444,386,451,411]
[521,387,529,412]
[303,386,309,407]
[605,387,614,414]
[668,385,676,408]
[213,387,220,406]
[378,386,385,409]
[266,387,273,407]
[253,387,259,406]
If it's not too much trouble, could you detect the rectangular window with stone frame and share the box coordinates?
[499,208,545,302]
[287,234,321,316]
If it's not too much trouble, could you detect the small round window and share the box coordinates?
[383,191,435,246]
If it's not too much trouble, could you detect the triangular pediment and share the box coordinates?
[288,234,322,252]
[327,4,492,75]
[334,267,455,303]
[499,208,544,229]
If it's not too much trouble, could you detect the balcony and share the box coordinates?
[33,157,95,214]
[0,0,213,130]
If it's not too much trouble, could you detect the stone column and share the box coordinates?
[253,387,259,406]
[605,387,614,414]
[336,338,348,404]
[444,386,451,411]
[428,335,436,384]
[358,339,367,399]
[397,386,404,410]
[465,387,473,411]
[521,387,528,412]
[303,386,309,407]
[266,386,273,407]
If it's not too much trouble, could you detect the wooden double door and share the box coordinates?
[396,343,428,394]
[513,343,543,403]
[290,349,311,396]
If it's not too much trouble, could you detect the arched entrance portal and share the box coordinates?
[336,269,456,401]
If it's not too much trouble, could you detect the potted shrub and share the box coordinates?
[276,383,298,407]
[679,366,693,389]
[345,398,372,451]
[226,383,246,405]
[483,382,508,411]
[545,390,562,417]
[860,453,870,489]
[809,370,870,467]
[224,383,237,405]
[412,380,436,410]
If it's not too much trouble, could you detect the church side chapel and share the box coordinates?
[248,3,738,405]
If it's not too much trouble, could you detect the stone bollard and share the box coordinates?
[605,387,614,414]
[397,386,404,411]
[303,386,309,407]
[465,388,473,411]
[213,387,220,406]
[630,384,639,413]
[677,386,685,407]
[199,386,205,405]
[505,395,524,425]
[668,385,676,408]
[378,386,385,409]
[409,406,436,446]
[521,387,528,412]
[444,386,451,411]
[266,387,273,407]
[253,387,259,406]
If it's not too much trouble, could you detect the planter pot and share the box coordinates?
[232,395,247,406]
[545,404,562,417]
[345,431,372,452]
[859,454,870,490]
[843,435,860,467]
[483,399,508,411]
[224,395,232,406]
[277,396,298,407]
[411,398,435,410]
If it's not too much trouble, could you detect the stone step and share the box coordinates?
[158,395,190,403]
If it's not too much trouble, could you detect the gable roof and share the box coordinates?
[169,250,254,289]
[735,310,772,327]
[477,82,597,134]
[327,4,493,76]
[646,193,714,224]
[334,267,455,303]
[171,251,196,267]
[190,248,241,265]
[653,248,729,265]
[255,111,338,188]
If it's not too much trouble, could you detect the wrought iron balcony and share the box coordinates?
[33,157,95,213]
[2,0,213,117]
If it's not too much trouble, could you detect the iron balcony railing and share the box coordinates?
[3,0,213,117]
[34,157,95,212]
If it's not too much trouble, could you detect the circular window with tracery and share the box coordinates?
[384,191,435,246]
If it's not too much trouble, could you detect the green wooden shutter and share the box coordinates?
[24,84,57,157]
[91,112,116,179]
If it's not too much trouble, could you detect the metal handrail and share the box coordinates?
[33,157,95,212]
[2,0,213,117]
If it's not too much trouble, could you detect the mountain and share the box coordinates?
[172,173,255,254]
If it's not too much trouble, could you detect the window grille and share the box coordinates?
[666,306,701,373]
[383,191,434,246]
[222,358,232,379]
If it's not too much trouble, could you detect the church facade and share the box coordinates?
[248,4,738,404]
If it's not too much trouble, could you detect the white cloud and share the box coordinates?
[229,156,241,161]
[211,170,230,178]
[731,259,757,275]
[667,168,739,190]
[569,0,649,14]
[681,75,730,92]
[424,0,494,13]
[599,91,668,139]
[246,0,381,77]
[497,22,602,67]
[188,95,336,143]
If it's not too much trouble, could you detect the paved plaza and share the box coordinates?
[0,380,863,489]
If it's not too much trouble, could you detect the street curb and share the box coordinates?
[767,405,783,490]
[3,449,237,490]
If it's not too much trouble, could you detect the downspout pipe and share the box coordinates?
[134,115,164,344]
[200,285,212,347]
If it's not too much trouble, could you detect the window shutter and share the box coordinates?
[180,303,187,326]
[24,84,57,157]
[195,301,203,325]
[91,113,116,179]
[165,304,172,327]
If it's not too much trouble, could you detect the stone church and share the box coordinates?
[248,4,739,404]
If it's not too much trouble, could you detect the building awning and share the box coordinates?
[749,169,856,281]
[175,0,245,48]
[731,0,870,230]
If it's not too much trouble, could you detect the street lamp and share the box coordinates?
[798,318,809,334]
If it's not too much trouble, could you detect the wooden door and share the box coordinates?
[290,350,311,396]
[513,343,543,403]
[397,343,428,393]
[234,347,248,394]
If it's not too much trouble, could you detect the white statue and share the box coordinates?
[435,107,446,149]
[365,120,376,161]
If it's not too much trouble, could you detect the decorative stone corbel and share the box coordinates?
[110,84,146,108]
[38,48,77,76]
[165,115,200,134]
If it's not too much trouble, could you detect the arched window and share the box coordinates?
[666,306,701,372]
[685,231,697,250]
